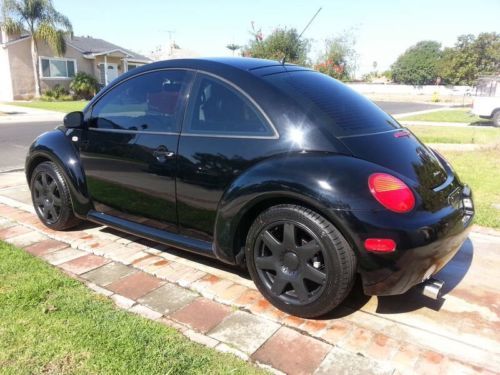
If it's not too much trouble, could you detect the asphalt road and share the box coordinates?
[0,101,443,171]
[0,121,58,171]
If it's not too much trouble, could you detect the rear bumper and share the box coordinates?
[338,187,474,296]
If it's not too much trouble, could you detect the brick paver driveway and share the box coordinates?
[0,171,498,374]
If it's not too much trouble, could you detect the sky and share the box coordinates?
[52,0,500,76]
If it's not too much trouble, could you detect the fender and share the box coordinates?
[25,128,92,217]
[213,152,393,264]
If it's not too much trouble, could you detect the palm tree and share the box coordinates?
[226,43,241,56]
[1,0,72,97]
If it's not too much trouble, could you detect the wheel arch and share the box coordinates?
[25,130,92,217]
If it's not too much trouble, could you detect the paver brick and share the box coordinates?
[209,310,280,354]
[42,248,86,266]
[7,231,47,248]
[252,326,330,375]
[171,298,231,333]
[138,283,197,314]
[366,334,400,361]
[0,225,31,240]
[128,304,163,320]
[248,298,286,322]
[391,343,421,372]
[301,320,329,336]
[342,326,375,354]
[24,239,68,256]
[215,283,248,304]
[281,315,306,329]
[233,289,263,308]
[107,271,164,300]
[321,320,353,344]
[81,262,136,286]
[315,347,394,375]
[184,329,219,348]
[59,254,111,275]
[111,294,136,309]
[414,350,447,374]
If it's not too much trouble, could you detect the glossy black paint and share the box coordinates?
[26,57,474,295]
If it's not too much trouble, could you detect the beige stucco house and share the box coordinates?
[0,30,151,101]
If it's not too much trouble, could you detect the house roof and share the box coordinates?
[66,36,151,63]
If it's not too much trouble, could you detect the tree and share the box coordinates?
[391,41,441,85]
[315,31,358,81]
[243,27,310,66]
[226,43,241,56]
[2,0,72,97]
[439,32,500,85]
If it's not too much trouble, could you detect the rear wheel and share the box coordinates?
[30,161,80,230]
[245,204,356,318]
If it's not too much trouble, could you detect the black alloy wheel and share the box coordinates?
[254,221,327,305]
[30,161,80,230]
[246,204,356,318]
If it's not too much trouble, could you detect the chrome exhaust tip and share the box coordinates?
[422,278,444,300]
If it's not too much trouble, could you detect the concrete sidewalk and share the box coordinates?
[0,103,64,123]
[1,170,499,374]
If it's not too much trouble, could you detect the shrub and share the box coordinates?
[43,84,70,100]
[431,91,441,102]
[70,72,99,100]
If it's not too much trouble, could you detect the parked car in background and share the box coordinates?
[25,58,474,318]
[472,76,500,126]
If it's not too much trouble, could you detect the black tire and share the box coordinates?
[245,204,356,318]
[493,111,500,127]
[30,161,80,230]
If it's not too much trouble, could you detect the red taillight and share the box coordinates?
[364,238,396,252]
[368,173,415,213]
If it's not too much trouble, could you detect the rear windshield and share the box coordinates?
[265,70,400,137]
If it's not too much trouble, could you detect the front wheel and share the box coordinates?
[245,204,356,318]
[30,161,80,230]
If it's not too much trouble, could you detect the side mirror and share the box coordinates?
[64,111,84,128]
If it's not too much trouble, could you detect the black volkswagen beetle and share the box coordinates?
[26,58,474,318]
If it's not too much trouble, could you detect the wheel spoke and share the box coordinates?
[48,180,57,193]
[41,173,49,188]
[291,279,309,302]
[49,207,58,220]
[255,256,277,271]
[283,222,296,250]
[297,239,321,261]
[262,230,283,255]
[52,196,62,206]
[42,205,50,219]
[34,180,44,193]
[303,264,326,285]
[271,275,288,296]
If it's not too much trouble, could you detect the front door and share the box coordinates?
[80,69,194,229]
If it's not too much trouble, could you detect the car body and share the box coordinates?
[472,76,500,126]
[25,58,474,317]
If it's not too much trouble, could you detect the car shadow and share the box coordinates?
[70,223,474,318]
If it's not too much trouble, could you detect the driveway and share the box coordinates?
[374,101,445,115]
[0,170,498,373]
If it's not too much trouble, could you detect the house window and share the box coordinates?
[127,63,142,71]
[40,57,76,79]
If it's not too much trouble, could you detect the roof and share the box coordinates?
[66,36,151,62]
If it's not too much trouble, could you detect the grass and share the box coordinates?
[0,241,264,375]
[400,108,485,123]
[408,125,500,144]
[8,100,88,113]
[440,148,500,229]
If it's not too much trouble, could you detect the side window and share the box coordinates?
[185,75,273,137]
[90,70,190,133]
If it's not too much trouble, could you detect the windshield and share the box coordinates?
[265,70,400,137]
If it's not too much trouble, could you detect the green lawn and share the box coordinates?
[9,100,88,113]
[0,242,264,375]
[408,125,500,144]
[440,148,500,229]
[400,108,485,123]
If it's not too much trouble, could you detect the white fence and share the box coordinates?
[346,83,472,97]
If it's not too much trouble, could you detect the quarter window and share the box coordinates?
[185,75,273,137]
[90,70,191,133]
[40,57,76,78]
